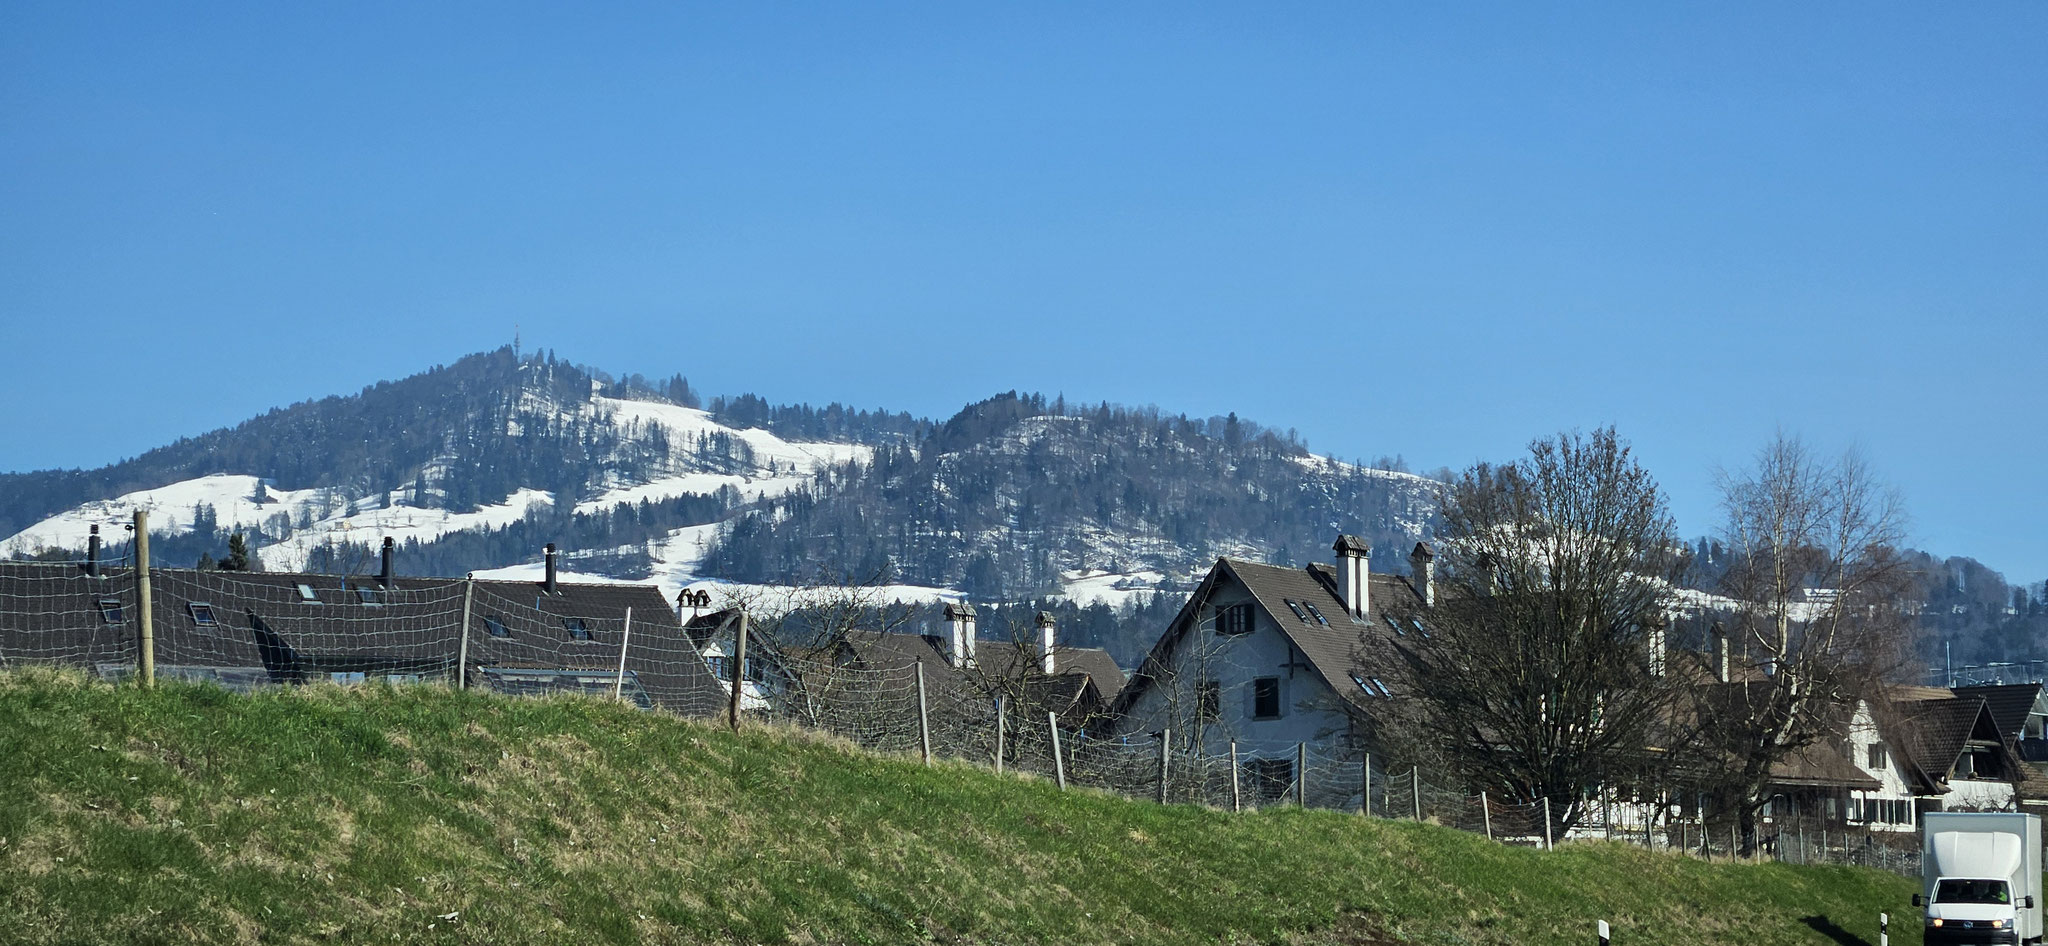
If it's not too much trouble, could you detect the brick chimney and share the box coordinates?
[943,601,978,669]
[1036,610,1057,675]
[1409,542,1435,607]
[1334,534,1371,619]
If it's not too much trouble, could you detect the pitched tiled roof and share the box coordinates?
[1893,696,1998,787]
[830,630,1123,722]
[1212,558,1424,709]
[1954,684,2042,741]
[1767,741,1882,790]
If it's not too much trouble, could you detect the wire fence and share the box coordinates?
[0,560,1931,876]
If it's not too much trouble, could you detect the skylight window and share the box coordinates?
[1383,614,1405,637]
[1408,617,1428,638]
[97,597,124,625]
[1283,599,1309,622]
[188,602,218,627]
[482,616,512,639]
[354,586,384,606]
[1302,603,1329,626]
[1371,678,1392,697]
[564,618,593,641]
[296,584,321,604]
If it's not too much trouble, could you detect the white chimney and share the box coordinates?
[1647,616,1667,678]
[943,601,978,669]
[1710,622,1729,683]
[1036,610,1057,674]
[1409,542,1435,607]
[1334,534,1371,619]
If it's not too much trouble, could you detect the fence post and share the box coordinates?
[994,696,1006,775]
[1362,753,1372,817]
[1230,740,1242,813]
[1482,791,1492,841]
[1411,768,1422,821]
[133,510,154,689]
[915,659,931,766]
[612,607,634,702]
[1543,797,1554,850]
[1296,742,1307,808]
[729,609,748,732]
[1157,729,1171,805]
[455,577,473,689]
[1731,825,1739,861]
[1048,712,1066,790]
[1603,790,1613,841]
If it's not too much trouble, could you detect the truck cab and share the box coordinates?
[1920,877,2029,944]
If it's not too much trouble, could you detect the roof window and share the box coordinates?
[564,618,593,641]
[1282,599,1309,622]
[98,597,125,625]
[354,586,384,606]
[482,616,512,639]
[188,602,218,627]
[1383,614,1405,637]
[1302,603,1329,626]
[296,584,321,604]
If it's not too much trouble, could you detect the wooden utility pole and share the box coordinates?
[914,659,931,766]
[612,607,634,702]
[134,510,154,688]
[455,578,473,689]
[728,609,749,732]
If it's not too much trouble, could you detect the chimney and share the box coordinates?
[1473,552,1500,597]
[1409,542,1435,607]
[86,525,100,578]
[1036,610,1057,675]
[1333,534,1371,619]
[1710,622,1729,683]
[379,536,395,589]
[1646,615,1667,678]
[942,601,978,669]
[543,543,558,595]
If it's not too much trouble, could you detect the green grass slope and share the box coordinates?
[0,671,1917,945]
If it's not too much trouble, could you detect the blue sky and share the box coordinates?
[3,3,2044,582]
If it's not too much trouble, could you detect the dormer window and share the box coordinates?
[564,618,593,641]
[187,602,218,626]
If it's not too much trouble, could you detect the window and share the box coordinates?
[1371,677,1392,697]
[1408,617,1430,639]
[1302,603,1329,626]
[706,655,727,680]
[1867,743,1888,770]
[187,602,218,626]
[354,586,384,606]
[1282,599,1309,622]
[329,671,367,685]
[1216,603,1254,636]
[1252,677,1282,719]
[564,618,593,641]
[1248,758,1293,801]
[296,584,321,603]
[1198,681,1221,721]
[97,597,124,625]
[1383,614,1405,637]
[482,616,512,639]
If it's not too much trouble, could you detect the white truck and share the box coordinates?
[1914,812,2044,945]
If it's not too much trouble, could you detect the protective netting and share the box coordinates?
[0,560,1928,875]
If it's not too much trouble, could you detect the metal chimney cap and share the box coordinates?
[1333,534,1371,557]
[1035,610,1057,627]
[943,601,978,620]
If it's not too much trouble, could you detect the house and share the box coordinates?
[1108,535,1429,798]
[679,604,791,713]
[1952,682,2048,763]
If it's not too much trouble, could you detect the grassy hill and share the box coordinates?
[0,670,1917,945]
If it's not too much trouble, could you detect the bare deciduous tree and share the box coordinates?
[1388,427,1686,832]
[1703,434,1914,852]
